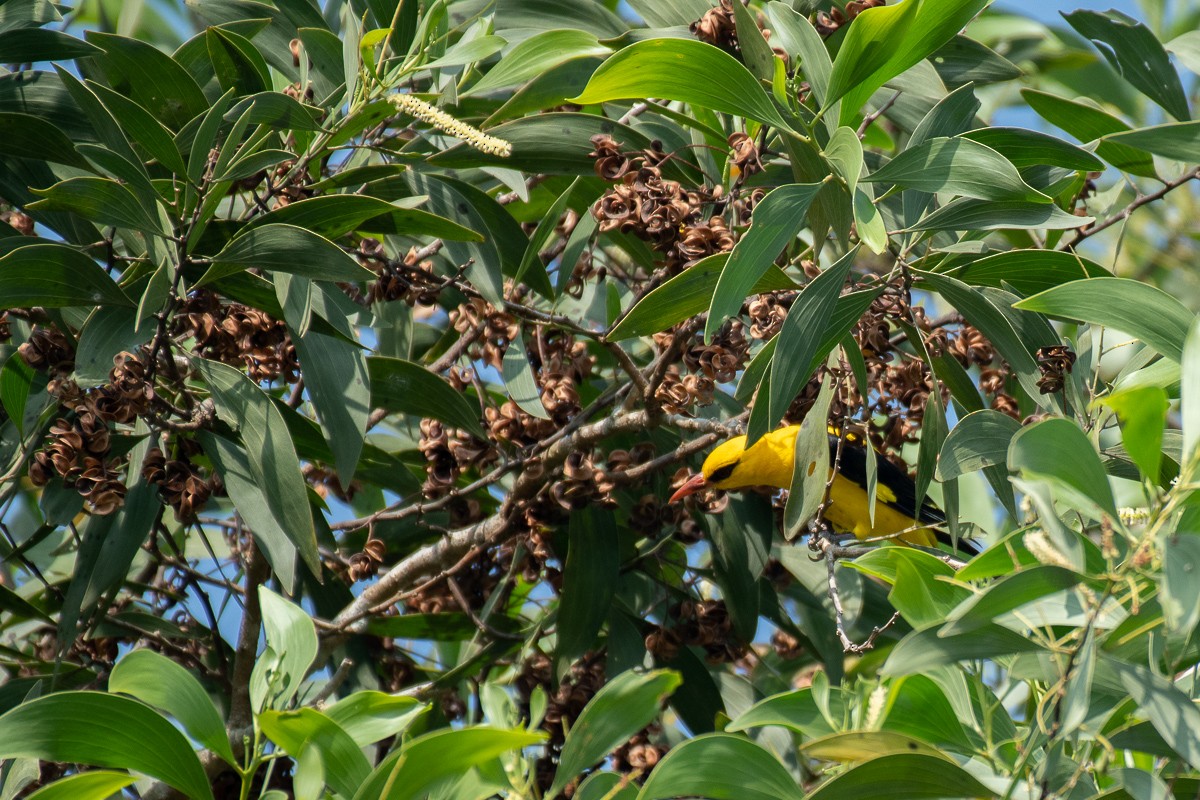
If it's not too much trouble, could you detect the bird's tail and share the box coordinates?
[934,528,983,557]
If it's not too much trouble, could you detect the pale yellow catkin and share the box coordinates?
[390,94,512,157]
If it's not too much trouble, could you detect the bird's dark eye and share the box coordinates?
[708,463,736,483]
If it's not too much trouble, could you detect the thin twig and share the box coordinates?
[1060,167,1200,251]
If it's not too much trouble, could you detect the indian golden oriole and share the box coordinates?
[669,424,980,555]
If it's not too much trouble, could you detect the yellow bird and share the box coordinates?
[669,425,979,554]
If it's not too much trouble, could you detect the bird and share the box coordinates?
[669,424,980,555]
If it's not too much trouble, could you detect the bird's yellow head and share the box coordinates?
[669,426,800,503]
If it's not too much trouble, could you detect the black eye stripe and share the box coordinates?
[708,463,736,483]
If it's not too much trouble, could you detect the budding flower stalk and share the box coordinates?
[390,93,512,156]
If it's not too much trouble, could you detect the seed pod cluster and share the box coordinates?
[173,289,299,384]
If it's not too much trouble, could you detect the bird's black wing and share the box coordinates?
[828,433,981,556]
[827,433,944,524]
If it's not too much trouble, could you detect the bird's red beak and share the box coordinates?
[669,473,709,504]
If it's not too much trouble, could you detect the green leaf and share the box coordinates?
[570,38,793,130]
[502,327,550,420]
[637,733,800,800]
[366,612,500,641]
[0,112,91,170]
[109,649,236,766]
[85,80,189,176]
[29,177,161,236]
[259,709,369,799]
[84,31,209,130]
[225,91,325,131]
[323,691,424,747]
[0,27,100,61]
[1109,658,1200,770]
[930,34,1022,88]
[825,126,864,197]
[765,248,857,433]
[708,183,821,339]
[1166,30,1200,74]
[727,687,843,738]
[1009,418,1117,518]
[577,772,639,800]
[23,771,136,800]
[199,223,375,286]
[943,249,1111,295]
[940,565,1084,636]
[0,244,132,310]
[0,692,214,800]
[801,731,944,761]
[367,356,487,439]
[865,136,1047,202]
[549,670,682,798]
[466,29,610,96]
[783,378,834,535]
[557,507,619,672]
[242,195,483,242]
[1062,9,1190,122]
[825,0,988,127]
[515,176,584,298]
[849,548,965,628]
[354,727,546,800]
[74,308,151,388]
[906,198,1092,232]
[960,127,1104,171]
[1021,89,1157,178]
[292,331,369,484]
[765,4,835,127]
[883,623,1045,676]
[1102,121,1200,163]
[937,409,1022,481]
[805,753,994,799]
[1014,277,1194,362]
[853,185,888,254]
[1182,320,1200,467]
[252,587,319,713]
[882,675,975,753]
[192,358,320,576]
[207,27,271,94]
[1097,386,1168,482]
[1,353,38,438]
[609,253,797,341]
[199,430,299,592]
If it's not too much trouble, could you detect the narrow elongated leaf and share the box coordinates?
[801,731,943,761]
[940,566,1084,635]
[571,38,793,130]
[29,176,161,235]
[323,692,424,748]
[192,358,320,575]
[708,184,822,339]
[85,79,189,176]
[84,31,209,130]
[292,331,369,484]
[960,127,1104,170]
[242,195,483,242]
[199,430,299,592]
[1102,121,1200,162]
[200,224,375,286]
[23,771,136,800]
[1161,528,1200,639]
[883,624,1045,675]
[1014,277,1193,362]
[0,692,214,800]
[225,91,325,131]
[1009,418,1117,518]
[466,29,610,95]
[727,687,844,737]
[0,112,91,170]
[825,126,864,196]
[1110,658,1200,770]
[907,198,1092,232]
[1062,9,1190,122]
[549,670,682,799]
[502,328,550,420]
[865,137,1047,202]
[557,507,619,671]
[783,378,833,536]
[944,249,1111,295]
[766,249,857,432]
[610,254,797,341]
[0,244,132,309]
[1182,320,1200,467]
[805,753,993,799]
[937,410,1021,480]
[931,34,1022,88]
[109,649,236,766]
[1021,88,1157,178]
[367,356,487,439]
[826,0,989,126]
[1098,386,1168,481]
[354,728,546,800]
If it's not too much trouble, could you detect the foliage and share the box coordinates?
[0,0,1198,798]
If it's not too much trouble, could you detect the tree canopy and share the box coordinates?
[1,0,1199,798]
